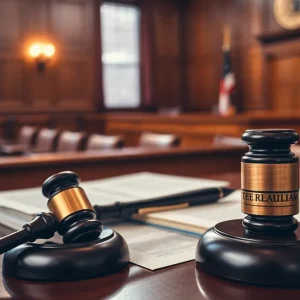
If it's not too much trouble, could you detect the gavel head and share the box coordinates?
[42,171,102,244]
[241,129,299,235]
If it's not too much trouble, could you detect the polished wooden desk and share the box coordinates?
[0,172,300,299]
[0,146,245,191]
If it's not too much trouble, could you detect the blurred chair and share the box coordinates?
[56,131,86,152]
[17,125,38,147]
[157,106,181,116]
[292,145,300,156]
[213,136,245,146]
[139,132,181,148]
[0,116,16,144]
[86,134,124,151]
[32,128,60,153]
[0,125,38,156]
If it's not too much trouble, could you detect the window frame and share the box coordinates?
[98,0,144,112]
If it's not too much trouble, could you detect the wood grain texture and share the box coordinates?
[184,0,265,111]
[1,0,300,114]
[3,112,300,148]
[270,56,300,111]
[183,0,300,112]
[0,0,97,113]
[104,112,300,147]
[148,0,183,109]
[0,146,245,191]
[2,172,300,299]
[0,0,185,113]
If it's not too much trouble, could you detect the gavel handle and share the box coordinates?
[0,229,31,254]
[0,212,58,255]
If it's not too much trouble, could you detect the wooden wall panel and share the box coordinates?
[0,60,24,105]
[0,0,22,47]
[2,0,300,117]
[153,3,180,58]
[26,61,55,110]
[150,0,182,109]
[261,0,288,35]
[184,0,300,112]
[154,59,181,107]
[0,0,26,112]
[270,56,300,111]
[187,58,221,111]
[184,0,265,112]
[57,61,91,110]
[0,0,185,121]
[23,0,49,36]
[0,0,97,114]
[51,0,92,50]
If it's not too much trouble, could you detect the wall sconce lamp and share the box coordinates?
[29,43,56,72]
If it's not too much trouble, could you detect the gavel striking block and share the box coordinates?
[2,171,130,281]
[196,129,300,287]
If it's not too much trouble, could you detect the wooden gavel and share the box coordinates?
[0,171,103,254]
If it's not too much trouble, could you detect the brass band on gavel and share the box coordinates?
[241,129,299,217]
[241,163,299,216]
[47,187,94,222]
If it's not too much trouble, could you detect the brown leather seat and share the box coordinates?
[139,132,181,148]
[0,116,16,144]
[17,125,38,147]
[157,106,181,116]
[0,125,38,155]
[213,136,245,146]
[86,134,124,151]
[56,131,86,152]
[292,145,300,156]
[33,128,60,153]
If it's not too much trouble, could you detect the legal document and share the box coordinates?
[132,190,243,234]
[111,222,198,270]
[0,172,228,229]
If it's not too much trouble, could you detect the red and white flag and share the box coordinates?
[218,30,236,116]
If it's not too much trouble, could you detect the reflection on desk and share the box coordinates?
[196,264,300,300]
[3,267,130,300]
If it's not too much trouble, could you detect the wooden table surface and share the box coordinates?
[0,146,245,191]
[1,171,300,299]
[0,146,245,167]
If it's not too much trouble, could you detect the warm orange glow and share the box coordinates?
[28,42,56,59]
[29,43,42,58]
[43,43,55,58]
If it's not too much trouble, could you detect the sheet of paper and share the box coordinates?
[111,222,198,270]
[83,172,229,203]
[0,211,29,230]
[0,172,229,215]
[143,190,244,229]
[0,187,44,214]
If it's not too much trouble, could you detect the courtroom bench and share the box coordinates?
[104,111,300,147]
[2,111,300,149]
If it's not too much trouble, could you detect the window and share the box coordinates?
[100,3,141,108]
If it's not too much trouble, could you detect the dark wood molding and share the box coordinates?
[257,29,300,44]
[178,1,189,112]
[94,0,104,112]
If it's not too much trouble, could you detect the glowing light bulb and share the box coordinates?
[29,43,42,58]
[43,43,55,58]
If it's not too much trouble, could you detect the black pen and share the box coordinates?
[94,187,234,220]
